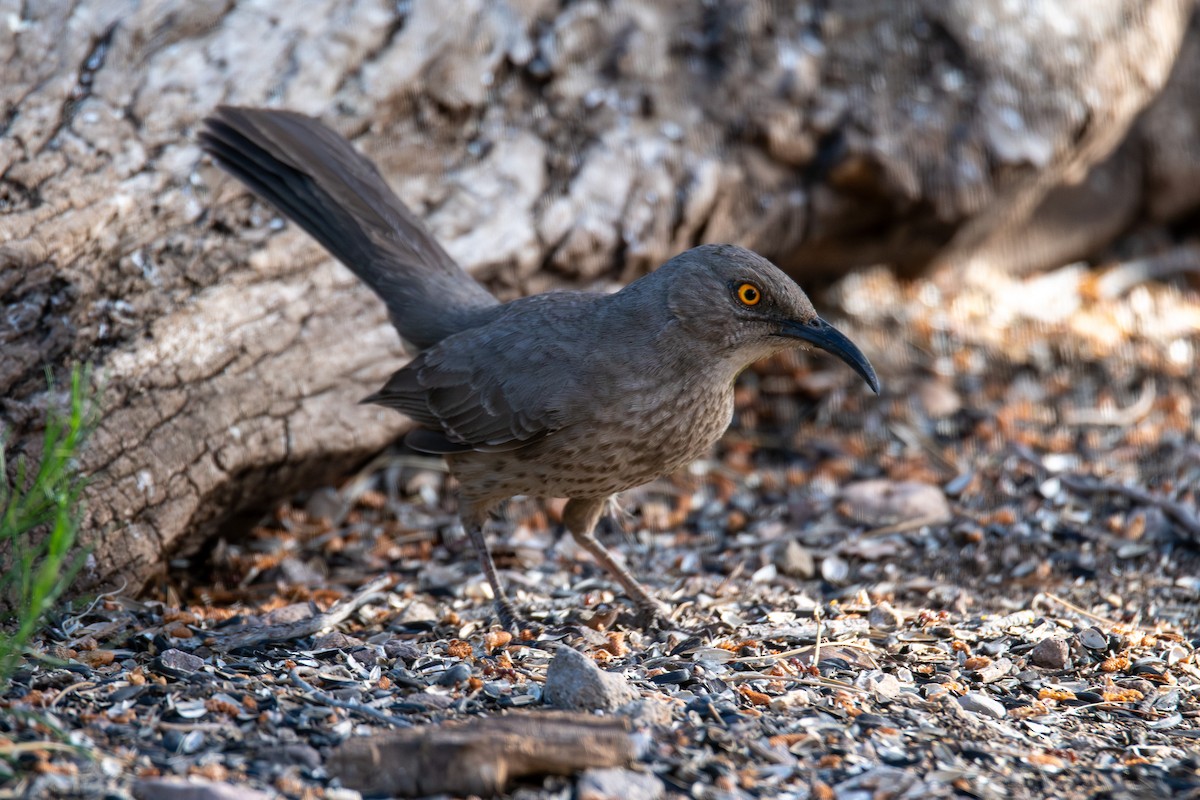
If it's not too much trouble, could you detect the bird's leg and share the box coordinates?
[461,502,529,633]
[563,496,670,629]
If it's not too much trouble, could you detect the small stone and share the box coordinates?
[383,640,422,663]
[820,555,850,584]
[976,657,1013,684]
[544,645,637,711]
[577,767,664,800]
[856,670,901,700]
[1029,637,1069,670]
[155,648,204,676]
[313,631,365,651]
[868,601,904,632]
[838,480,952,527]
[773,538,816,579]
[958,691,1007,719]
[305,486,346,521]
[437,663,472,687]
[255,744,323,770]
[1079,627,1108,650]
[619,698,674,728]
[262,603,316,625]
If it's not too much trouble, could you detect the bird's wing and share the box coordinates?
[363,297,589,452]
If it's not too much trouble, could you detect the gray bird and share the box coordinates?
[200,107,880,630]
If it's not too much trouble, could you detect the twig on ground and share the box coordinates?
[210,575,393,650]
[289,668,412,727]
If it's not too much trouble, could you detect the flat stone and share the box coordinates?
[958,691,1007,719]
[155,648,204,676]
[544,645,637,712]
[856,670,902,700]
[838,480,952,527]
[312,631,364,650]
[868,601,904,632]
[773,538,816,579]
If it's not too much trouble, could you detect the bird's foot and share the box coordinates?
[630,598,674,632]
[494,600,543,640]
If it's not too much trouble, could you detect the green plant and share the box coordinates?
[0,365,94,686]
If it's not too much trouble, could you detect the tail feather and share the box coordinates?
[199,106,498,349]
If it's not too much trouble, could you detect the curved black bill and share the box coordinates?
[779,317,880,394]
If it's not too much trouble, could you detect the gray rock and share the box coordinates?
[382,639,423,663]
[1029,636,1070,669]
[958,691,1007,719]
[577,767,664,800]
[1079,626,1108,650]
[868,601,904,632]
[856,670,902,700]
[838,480,952,527]
[544,645,637,711]
[312,631,364,650]
[773,538,816,579]
[155,648,204,676]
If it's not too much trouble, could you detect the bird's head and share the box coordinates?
[663,244,880,393]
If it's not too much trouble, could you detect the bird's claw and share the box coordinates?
[631,599,673,632]
[495,601,543,639]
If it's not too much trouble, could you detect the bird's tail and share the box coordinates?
[199,106,498,349]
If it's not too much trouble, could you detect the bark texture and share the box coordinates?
[0,0,1194,594]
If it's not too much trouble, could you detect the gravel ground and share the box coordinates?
[2,260,1198,798]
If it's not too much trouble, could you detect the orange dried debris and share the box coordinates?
[79,650,116,668]
[1039,687,1076,701]
[963,656,991,670]
[356,490,387,509]
[467,677,484,692]
[1101,656,1131,673]
[205,697,240,717]
[951,641,970,653]
[602,631,628,657]
[162,609,198,625]
[812,781,835,800]
[1026,752,1066,769]
[1102,687,1144,703]
[1010,701,1050,719]
[767,733,808,748]
[446,639,472,660]
[167,624,193,639]
[484,630,513,651]
[739,686,771,706]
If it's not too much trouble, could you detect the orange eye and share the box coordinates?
[737,283,761,306]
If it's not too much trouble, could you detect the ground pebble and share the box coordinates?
[868,601,904,632]
[1029,636,1069,669]
[156,648,204,676]
[577,767,664,800]
[1079,627,1108,650]
[838,480,952,526]
[382,640,422,663]
[544,645,637,711]
[773,538,816,579]
[958,691,1007,719]
[857,670,902,700]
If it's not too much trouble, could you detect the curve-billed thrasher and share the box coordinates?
[200,106,879,630]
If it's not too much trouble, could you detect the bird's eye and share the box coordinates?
[736,283,761,306]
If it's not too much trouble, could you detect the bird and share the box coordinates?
[199,106,880,631]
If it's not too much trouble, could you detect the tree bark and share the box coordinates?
[0,0,1192,595]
